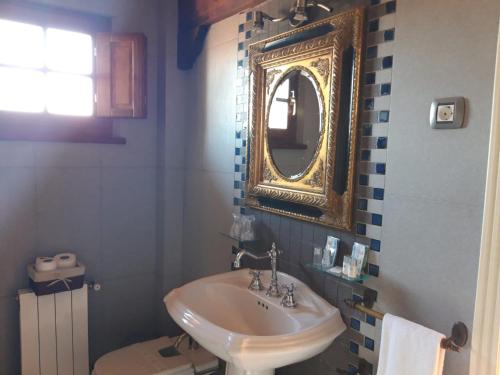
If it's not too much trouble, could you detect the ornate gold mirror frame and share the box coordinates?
[246,8,365,230]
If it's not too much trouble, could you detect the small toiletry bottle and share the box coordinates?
[322,236,340,269]
[352,242,368,275]
[343,256,358,280]
[321,246,331,269]
[313,247,323,268]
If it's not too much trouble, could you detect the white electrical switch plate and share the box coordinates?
[430,97,465,129]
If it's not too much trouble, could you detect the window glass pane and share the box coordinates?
[275,79,289,100]
[46,28,93,75]
[46,73,93,116]
[0,19,44,68]
[268,101,289,130]
[0,67,45,113]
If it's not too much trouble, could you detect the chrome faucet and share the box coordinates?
[233,242,282,298]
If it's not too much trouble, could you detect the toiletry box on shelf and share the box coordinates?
[27,262,86,296]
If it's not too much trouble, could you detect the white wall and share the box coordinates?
[181,16,240,282]
[0,0,177,373]
[377,0,500,373]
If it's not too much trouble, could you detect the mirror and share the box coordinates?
[267,70,322,179]
[247,8,364,231]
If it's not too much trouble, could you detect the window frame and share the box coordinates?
[0,2,126,144]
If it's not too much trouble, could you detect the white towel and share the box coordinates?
[376,314,446,375]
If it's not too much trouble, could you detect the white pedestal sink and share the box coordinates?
[164,269,346,375]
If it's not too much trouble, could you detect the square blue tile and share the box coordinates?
[349,341,359,355]
[370,239,381,251]
[358,199,368,211]
[366,72,376,84]
[368,264,380,277]
[366,314,376,326]
[384,29,395,41]
[363,124,373,136]
[382,56,393,69]
[365,98,375,110]
[372,214,383,226]
[361,150,371,161]
[386,1,396,14]
[379,111,390,123]
[353,294,363,303]
[377,137,388,149]
[365,337,375,351]
[373,188,384,200]
[348,365,358,375]
[356,223,367,236]
[367,46,378,59]
[381,83,391,96]
[376,163,386,174]
[368,19,379,32]
[351,318,361,331]
[359,175,369,186]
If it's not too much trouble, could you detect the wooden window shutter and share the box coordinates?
[95,33,147,118]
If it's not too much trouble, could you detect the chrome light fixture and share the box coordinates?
[252,0,333,30]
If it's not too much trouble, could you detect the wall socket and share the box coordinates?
[430,97,465,129]
[437,104,455,122]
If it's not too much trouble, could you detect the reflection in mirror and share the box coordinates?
[267,70,321,178]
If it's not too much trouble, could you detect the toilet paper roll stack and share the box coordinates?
[35,252,77,272]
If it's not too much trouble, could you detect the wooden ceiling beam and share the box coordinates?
[178,0,267,70]
[181,0,267,28]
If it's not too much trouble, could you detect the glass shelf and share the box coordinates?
[304,263,369,285]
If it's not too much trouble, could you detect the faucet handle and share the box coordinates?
[280,283,297,308]
[281,283,295,294]
[248,270,264,291]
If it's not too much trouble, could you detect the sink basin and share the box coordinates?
[164,269,346,375]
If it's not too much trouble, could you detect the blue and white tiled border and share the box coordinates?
[232,0,396,372]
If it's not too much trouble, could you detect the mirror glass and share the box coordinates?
[267,70,322,178]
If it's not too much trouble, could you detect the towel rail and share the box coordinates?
[344,292,468,353]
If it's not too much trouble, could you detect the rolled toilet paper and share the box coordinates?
[55,253,77,269]
[35,257,57,272]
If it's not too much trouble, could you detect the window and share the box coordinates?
[268,78,292,130]
[0,3,146,144]
[0,19,94,116]
[268,72,306,149]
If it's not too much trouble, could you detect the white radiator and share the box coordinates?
[18,287,89,375]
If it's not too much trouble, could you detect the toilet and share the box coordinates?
[93,336,219,375]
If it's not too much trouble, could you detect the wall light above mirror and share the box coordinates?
[246,8,365,231]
